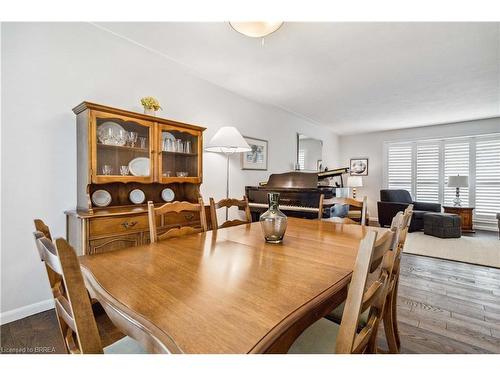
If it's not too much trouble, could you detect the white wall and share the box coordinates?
[0,23,340,322]
[339,117,500,219]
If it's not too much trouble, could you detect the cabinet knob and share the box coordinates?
[184,213,195,221]
[121,221,138,229]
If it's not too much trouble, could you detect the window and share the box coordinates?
[298,149,305,170]
[385,133,500,228]
[416,142,440,203]
[387,143,413,193]
[444,141,469,207]
[475,137,500,223]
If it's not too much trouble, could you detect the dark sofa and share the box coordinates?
[377,189,441,232]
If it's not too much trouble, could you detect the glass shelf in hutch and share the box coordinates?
[65,102,206,255]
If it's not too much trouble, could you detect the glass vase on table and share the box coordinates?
[260,192,288,243]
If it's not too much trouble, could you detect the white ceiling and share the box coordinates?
[97,22,500,135]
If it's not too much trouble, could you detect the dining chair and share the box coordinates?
[288,228,394,354]
[147,198,207,243]
[34,218,52,240]
[209,196,252,230]
[382,204,413,353]
[32,232,147,354]
[320,196,368,225]
[324,208,411,353]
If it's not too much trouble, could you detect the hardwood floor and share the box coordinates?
[0,304,124,354]
[1,253,499,354]
[378,253,500,354]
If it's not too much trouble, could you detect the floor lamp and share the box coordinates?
[205,126,251,220]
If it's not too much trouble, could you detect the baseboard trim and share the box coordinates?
[0,299,54,325]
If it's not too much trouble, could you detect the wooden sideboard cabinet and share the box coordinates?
[65,102,207,255]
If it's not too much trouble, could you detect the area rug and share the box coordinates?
[403,232,500,268]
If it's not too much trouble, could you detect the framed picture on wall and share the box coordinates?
[350,158,368,176]
[241,136,268,170]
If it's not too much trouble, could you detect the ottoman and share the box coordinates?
[424,213,461,238]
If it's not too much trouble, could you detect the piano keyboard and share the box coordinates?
[248,202,320,213]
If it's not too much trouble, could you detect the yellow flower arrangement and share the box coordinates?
[140,96,162,111]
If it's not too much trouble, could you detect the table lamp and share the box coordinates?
[448,175,468,207]
[347,176,363,199]
[205,127,251,219]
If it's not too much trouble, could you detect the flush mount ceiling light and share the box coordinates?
[229,22,284,38]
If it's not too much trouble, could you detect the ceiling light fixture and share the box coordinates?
[229,22,284,38]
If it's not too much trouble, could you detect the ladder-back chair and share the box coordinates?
[32,233,146,353]
[288,228,394,353]
[209,196,252,230]
[147,198,207,243]
[320,196,368,225]
[382,204,413,353]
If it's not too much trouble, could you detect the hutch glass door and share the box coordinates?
[159,126,201,183]
[93,111,154,183]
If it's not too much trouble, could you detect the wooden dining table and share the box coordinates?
[79,217,387,354]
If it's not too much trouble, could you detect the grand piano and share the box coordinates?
[245,167,349,221]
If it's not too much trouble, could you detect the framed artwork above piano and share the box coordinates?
[241,136,268,170]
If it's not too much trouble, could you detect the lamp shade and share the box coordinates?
[205,126,251,154]
[347,176,363,188]
[448,175,469,188]
[229,22,283,38]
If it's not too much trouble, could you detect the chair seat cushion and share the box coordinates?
[326,302,369,328]
[104,336,148,354]
[288,318,340,354]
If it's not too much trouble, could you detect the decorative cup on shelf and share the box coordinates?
[120,166,129,176]
[185,140,192,154]
[117,129,127,145]
[139,137,147,149]
[175,139,183,153]
[163,171,172,177]
[128,132,138,148]
[176,171,188,177]
[102,165,113,175]
[260,192,287,243]
[165,138,174,152]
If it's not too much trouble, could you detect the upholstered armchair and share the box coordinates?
[377,189,441,232]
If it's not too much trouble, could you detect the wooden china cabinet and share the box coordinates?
[65,102,206,255]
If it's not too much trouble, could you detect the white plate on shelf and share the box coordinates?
[128,157,150,176]
[161,188,175,202]
[97,122,126,146]
[91,190,112,207]
[129,189,146,204]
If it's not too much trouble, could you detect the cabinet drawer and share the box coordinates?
[162,211,201,227]
[89,214,152,238]
[88,234,141,255]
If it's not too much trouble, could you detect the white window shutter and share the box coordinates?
[387,143,413,195]
[416,143,440,203]
[475,137,500,223]
[444,141,470,207]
